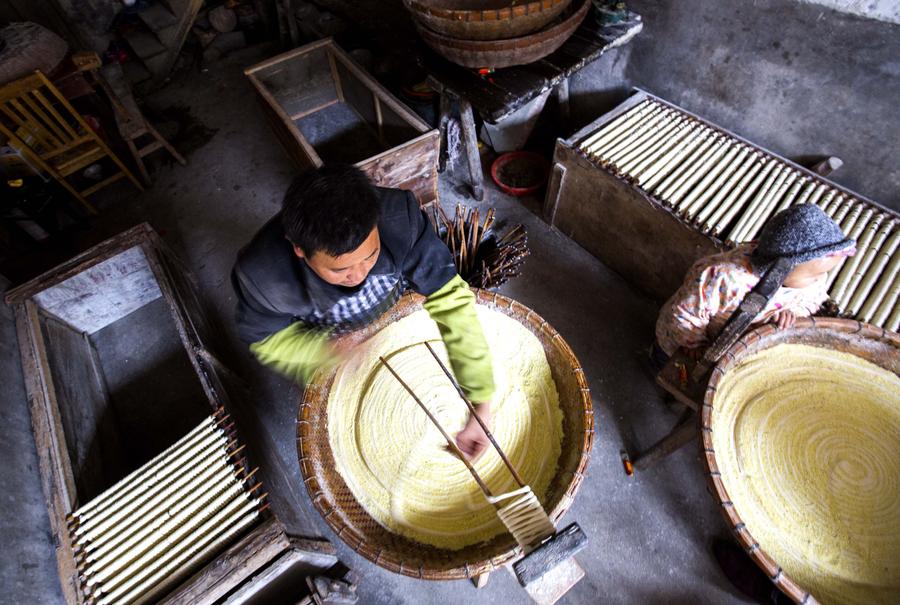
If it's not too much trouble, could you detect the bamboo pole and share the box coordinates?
[679,143,743,220]
[858,237,900,322]
[641,126,710,193]
[848,227,900,316]
[697,150,759,232]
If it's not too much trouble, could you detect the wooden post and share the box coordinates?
[632,408,697,470]
[438,93,452,173]
[556,77,570,131]
[458,97,484,201]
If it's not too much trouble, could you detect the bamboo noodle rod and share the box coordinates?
[736,168,796,241]
[838,219,894,310]
[829,198,852,224]
[719,160,778,241]
[637,132,724,203]
[680,144,744,220]
[653,128,719,200]
[73,431,231,535]
[698,152,761,232]
[603,112,678,167]
[77,457,238,559]
[858,243,900,322]
[847,227,900,316]
[887,299,900,332]
[579,100,653,151]
[726,165,789,242]
[626,122,700,182]
[746,170,803,239]
[661,135,725,206]
[586,107,665,160]
[824,205,871,290]
[596,108,672,163]
[772,176,807,215]
[707,158,769,236]
[71,417,219,519]
[830,211,882,300]
[871,272,900,327]
[644,133,731,207]
[822,194,844,217]
[815,189,838,211]
[84,482,251,586]
[805,182,831,207]
[123,511,260,605]
[94,499,260,605]
[642,126,712,193]
[727,160,784,244]
[797,181,823,205]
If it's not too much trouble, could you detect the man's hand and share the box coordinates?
[770,309,796,330]
[454,402,492,460]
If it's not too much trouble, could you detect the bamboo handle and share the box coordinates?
[378,356,494,499]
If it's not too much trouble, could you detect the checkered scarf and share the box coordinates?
[304,273,406,333]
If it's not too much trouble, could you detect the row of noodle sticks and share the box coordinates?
[577,98,899,330]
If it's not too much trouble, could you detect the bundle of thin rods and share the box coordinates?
[431,203,529,290]
[577,97,900,331]
[67,409,266,605]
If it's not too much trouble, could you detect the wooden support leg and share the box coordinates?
[127,138,151,186]
[556,77,570,131]
[146,122,187,166]
[633,408,697,470]
[438,93,452,173]
[458,97,484,201]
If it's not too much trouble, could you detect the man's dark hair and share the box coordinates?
[281,164,380,257]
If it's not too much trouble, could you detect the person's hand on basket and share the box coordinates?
[770,309,796,330]
[455,402,492,460]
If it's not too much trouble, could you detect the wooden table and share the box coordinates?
[423,10,642,200]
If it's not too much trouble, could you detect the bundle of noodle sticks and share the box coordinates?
[67,409,266,605]
[431,204,529,290]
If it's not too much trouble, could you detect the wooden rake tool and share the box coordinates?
[378,345,587,592]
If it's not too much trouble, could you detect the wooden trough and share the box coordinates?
[6,224,336,604]
[245,38,440,207]
[297,291,593,580]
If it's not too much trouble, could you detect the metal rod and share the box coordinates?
[378,356,493,498]
[422,342,525,488]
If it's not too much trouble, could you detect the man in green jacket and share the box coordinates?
[231,164,494,458]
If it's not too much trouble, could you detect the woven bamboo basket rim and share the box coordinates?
[701,317,900,605]
[404,0,569,23]
[416,0,588,52]
[297,290,593,579]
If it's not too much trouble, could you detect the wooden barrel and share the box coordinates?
[701,318,900,604]
[403,0,572,41]
[297,291,593,579]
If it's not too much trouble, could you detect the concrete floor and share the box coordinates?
[1,46,751,604]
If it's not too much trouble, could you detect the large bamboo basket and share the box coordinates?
[415,0,590,69]
[297,291,593,579]
[701,317,900,604]
[404,0,572,41]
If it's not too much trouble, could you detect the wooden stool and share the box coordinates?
[95,63,186,184]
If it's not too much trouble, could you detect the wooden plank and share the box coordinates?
[5,224,153,304]
[243,38,336,76]
[358,130,439,206]
[289,98,340,121]
[546,142,720,301]
[326,48,345,103]
[32,245,163,334]
[39,313,124,499]
[222,544,338,604]
[512,523,588,587]
[14,303,83,604]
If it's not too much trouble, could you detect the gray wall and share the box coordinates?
[569,0,900,211]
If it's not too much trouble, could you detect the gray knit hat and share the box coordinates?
[751,204,855,271]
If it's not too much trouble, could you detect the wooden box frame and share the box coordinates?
[5,224,336,604]
[245,38,440,206]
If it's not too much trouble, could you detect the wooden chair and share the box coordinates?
[0,71,143,215]
[632,258,794,470]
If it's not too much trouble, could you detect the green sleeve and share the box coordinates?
[423,275,495,402]
[249,322,338,384]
